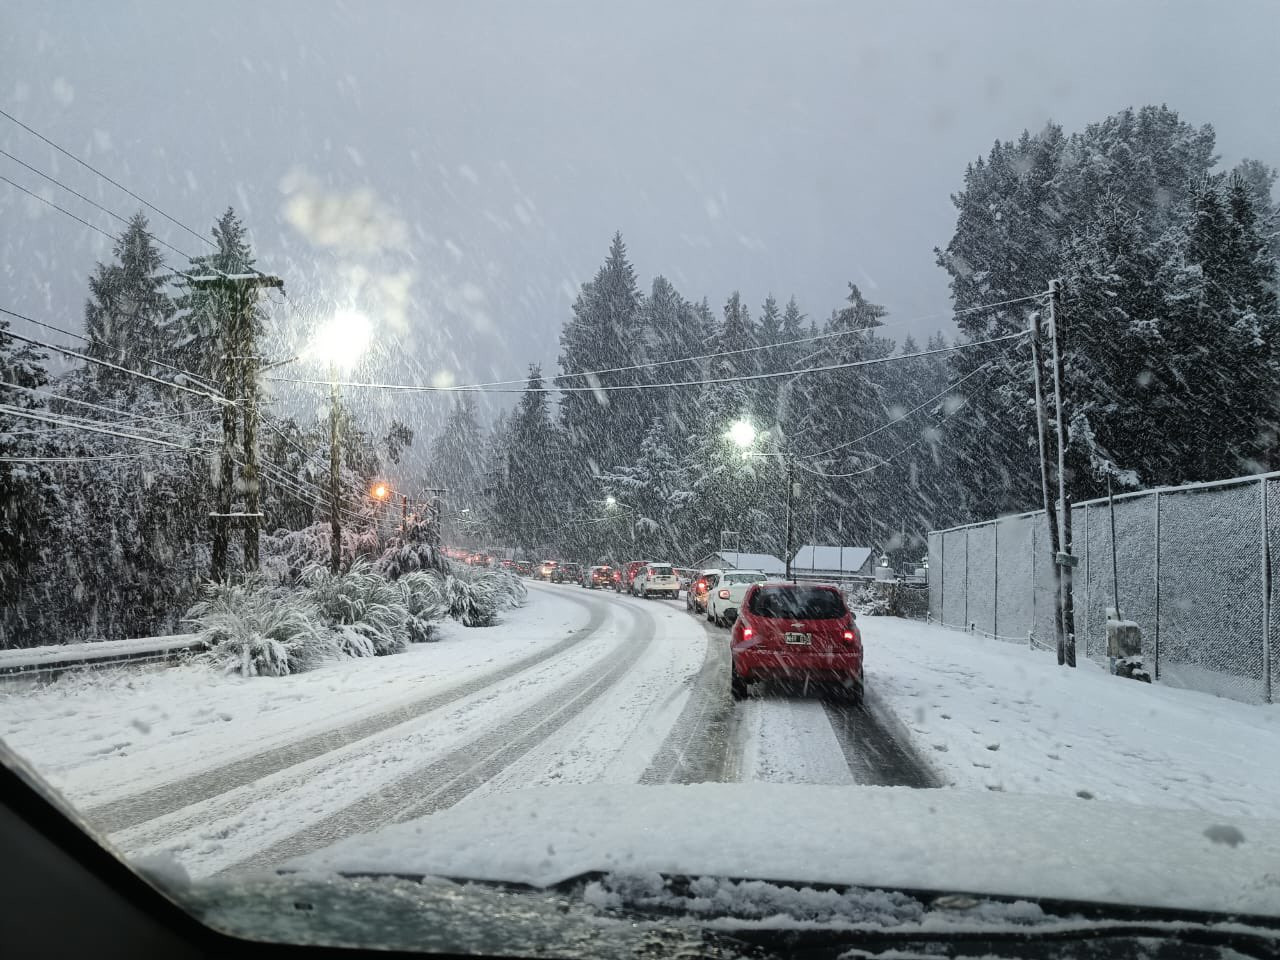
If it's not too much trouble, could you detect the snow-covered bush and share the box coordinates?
[397,570,448,643]
[850,585,891,617]
[301,559,410,657]
[186,580,334,678]
[427,563,527,627]
[375,516,443,580]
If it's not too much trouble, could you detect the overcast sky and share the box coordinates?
[3,0,1279,444]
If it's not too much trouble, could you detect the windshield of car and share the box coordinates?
[749,587,848,620]
[3,2,1280,954]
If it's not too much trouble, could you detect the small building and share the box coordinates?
[692,551,786,577]
[790,544,874,580]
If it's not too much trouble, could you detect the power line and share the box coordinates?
[426,293,1048,393]
[268,330,1031,396]
[3,381,219,432]
[0,107,213,249]
[0,307,234,406]
[0,453,176,464]
[798,352,1011,462]
[0,404,196,451]
[0,149,198,261]
[793,361,1006,480]
[1,174,118,243]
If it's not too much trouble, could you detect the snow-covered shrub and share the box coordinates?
[429,563,527,627]
[302,559,410,657]
[850,585,891,617]
[375,516,443,580]
[186,580,334,678]
[398,570,448,643]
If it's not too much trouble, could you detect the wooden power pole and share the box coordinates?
[188,271,283,580]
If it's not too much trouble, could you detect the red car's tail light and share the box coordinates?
[742,626,753,639]
[718,588,730,600]
[842,630,858,643]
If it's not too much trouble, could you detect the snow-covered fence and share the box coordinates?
[0,634,204,681]
[928,471,1280,704]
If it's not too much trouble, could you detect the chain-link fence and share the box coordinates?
[928,472,1279,704]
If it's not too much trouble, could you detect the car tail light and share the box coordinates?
[718,588,730,600]
[842,629,858,643]
[742,626,753,639]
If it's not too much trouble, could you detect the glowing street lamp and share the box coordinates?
[372,483,390,501]
[308,309,372,372]
[727,418,757,449]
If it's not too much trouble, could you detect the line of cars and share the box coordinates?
[684,567,864,702]
[530,555,865,702]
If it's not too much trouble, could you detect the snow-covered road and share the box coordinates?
[14,585,1271,884]
[1,583,935,879]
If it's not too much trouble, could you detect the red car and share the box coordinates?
[730,583,863,702]
[616,559,651,593]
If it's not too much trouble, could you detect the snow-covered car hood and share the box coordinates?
[290,783,1280,917]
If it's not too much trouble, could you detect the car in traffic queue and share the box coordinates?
[583,564,614,589]
[616,559,651,593]
[514,560,533,577]
[536,559,558,581]
[551,561,582,584]
[685,568,722,613]
[730,582,863,702]
[632,562,680,599]
[704,569,768,627]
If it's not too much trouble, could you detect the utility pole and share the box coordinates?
[1030,306,1067,662]
[1047,278,1077,667]
[784,455,796,583]
[329,367,342,574]
[189,271,283,579]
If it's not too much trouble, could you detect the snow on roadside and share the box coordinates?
[865,617,1280,820]
[0,585,591,807]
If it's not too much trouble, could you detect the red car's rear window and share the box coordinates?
[748,587,847,620]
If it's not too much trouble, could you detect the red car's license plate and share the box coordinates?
[784,632,810,645]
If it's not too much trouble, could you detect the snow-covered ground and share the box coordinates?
[0,585,594,807]
[865,616,1280,819]
[3,589,1278,884]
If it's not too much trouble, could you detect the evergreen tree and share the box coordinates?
[557,233,644,482]
[82,213,176,399]
[429,395,485,513]
[501,366,560,552]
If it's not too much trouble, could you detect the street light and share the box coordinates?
[372,483,390,501]
[725,417,797,582]
[308,309,373,574]
[727,419,757,449]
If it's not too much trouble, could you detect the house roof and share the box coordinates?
[791,545,874,573]
[695,551,786,576]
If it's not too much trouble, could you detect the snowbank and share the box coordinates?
[865,617,1280,820]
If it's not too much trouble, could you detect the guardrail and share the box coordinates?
[0,634,205,681]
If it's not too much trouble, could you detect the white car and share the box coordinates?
[633,562,680,598]
[705,569,768,626]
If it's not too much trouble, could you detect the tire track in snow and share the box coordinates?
[85,584,606,835]
[218,596,658,875]
[640,617,734,784]
[822,686,942,789]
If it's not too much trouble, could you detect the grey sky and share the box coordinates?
[3,0,1278,444]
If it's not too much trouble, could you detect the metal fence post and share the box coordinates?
[993,520,1000,640]
[1083,505,1090,659]
[939,534,945,626]
[1153,490,1161,682]
[1262,479,1272,704]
